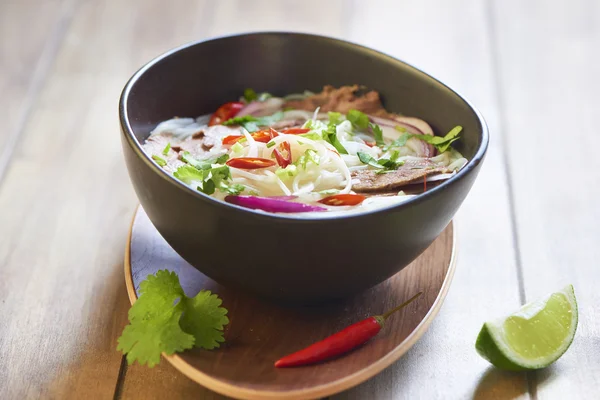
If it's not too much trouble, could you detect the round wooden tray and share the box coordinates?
[124,207,456,400]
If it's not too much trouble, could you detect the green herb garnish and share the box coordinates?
[180,152,228,170]
[243,88,272,103]
[328,111,343,125]
[388,126,463,153]
[347,109,370,130]
[243,88,257,102]
[173,164,205,182]
[151,155,167,167]
[275,164,298,179]
[223,112,283,133]
[357,151,404,171]
[357,152,384,169]
[370,123,385,147]
[384,132,412,151]
[117,270,229,367]
[411,126,463,153]
[299,132,322,141]
[162,142,171,155]
[174,163,237,196]
[295,149,321,169]
[323,122,348,154]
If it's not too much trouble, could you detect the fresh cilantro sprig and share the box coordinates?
[175,153,244,195]
[295,149,320,169]
[323,121,348,154]
[327,111,343,125]
[357,151,405,172]
[117,270,229,367]
[370,123,385,147]
[223,111,283,132]
[389,125,463,153]
[347,109,370,129]
[243,88,272,103]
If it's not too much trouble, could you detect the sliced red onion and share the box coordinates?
[237,98,285,117]
[225,195,326,213]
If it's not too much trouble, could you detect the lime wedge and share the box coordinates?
[476,285,578,371]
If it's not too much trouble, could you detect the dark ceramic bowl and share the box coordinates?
[120,32,488,303]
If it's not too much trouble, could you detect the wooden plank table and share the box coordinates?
[0,0,596,398]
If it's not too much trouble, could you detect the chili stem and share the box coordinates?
[381,291,423,320]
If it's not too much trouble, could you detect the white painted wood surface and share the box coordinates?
[0,0,596,398]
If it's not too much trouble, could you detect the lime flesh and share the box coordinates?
[476,285,577,371]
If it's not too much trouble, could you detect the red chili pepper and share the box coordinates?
[365,141,376,148]
[222,129,273,145]
[226,157,276,169]
[209,102,244,126]
[280,128,310,134]
[273,141,292,168]
[319,193,366,206]
[268,127,280,139]
[274,292,422,368]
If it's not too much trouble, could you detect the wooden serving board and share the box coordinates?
[124,207,456,400]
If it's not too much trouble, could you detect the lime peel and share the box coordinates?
[476,284,578,371]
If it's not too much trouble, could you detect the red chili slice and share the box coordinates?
[209,101,244,126]
[268,127,280,138]
[318,194,366,206]
[274,142,292,168]
[365,142,376,147]
[226,157,276,169]
[281,128,310,134]
[222,129,273,145]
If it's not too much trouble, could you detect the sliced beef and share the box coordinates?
[142,133,185,173]
[351,159,450,193]
[143,124,239,172]
[284,85,389,115]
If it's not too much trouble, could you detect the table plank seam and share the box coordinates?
[484,1,536,399]
[0,0,78,188]
[112,355,129,400]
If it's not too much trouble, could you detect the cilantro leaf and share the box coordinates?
[385,131,412,151]
[117,270,229,367]
[299,132,322,141]
[180,291,230,349]
[323,122,348,154]
[151,155,167,167]
[223,115,258,132]
[180,152,229,170]
[347,109,370,130]
[116,271,192,367]
[220,183,245,195]
[223,112,283,133]
[328,111,343,125]
[357,152,404,171]
[243,88,257,102]
[174,165,205,183]
[388,125,462,153]
[244,88,272,102]
[412,125,463,153]
[378,158,404,169]
[370,123,385,147]
[295,149,320,169]
[357,152,384,169]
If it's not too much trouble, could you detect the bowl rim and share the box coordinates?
[119,31,489,222]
